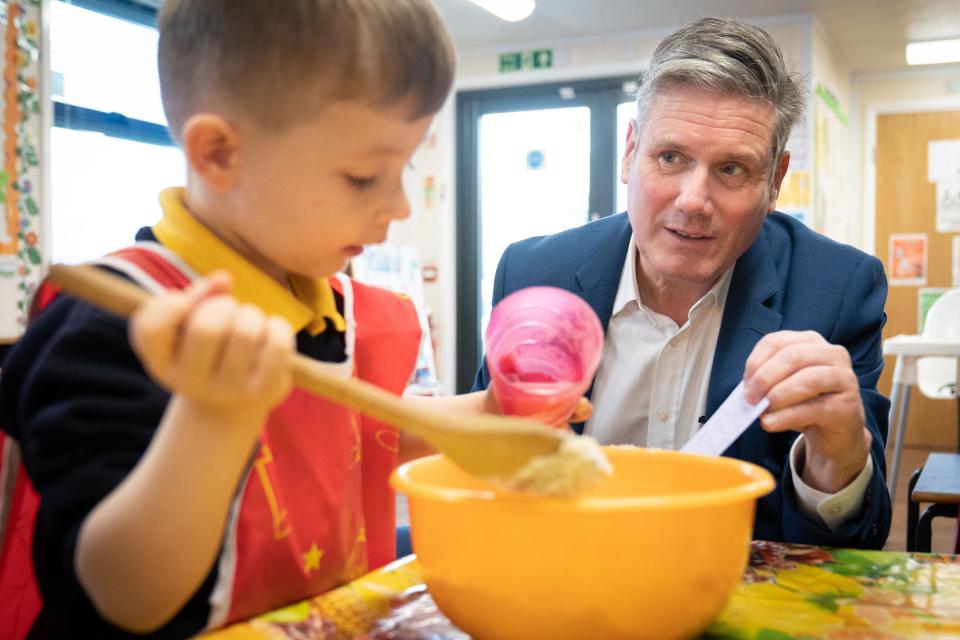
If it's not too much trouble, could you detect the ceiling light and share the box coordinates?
[467,0,535,22]
[906,39,960,66]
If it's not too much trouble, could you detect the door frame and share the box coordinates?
[455,76,635,392]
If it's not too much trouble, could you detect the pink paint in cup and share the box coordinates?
[485,286,604,425]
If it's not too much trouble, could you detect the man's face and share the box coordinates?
[621,85,789,292]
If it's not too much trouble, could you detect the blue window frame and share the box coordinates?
[50,0,186,264]
[53,0,170,146]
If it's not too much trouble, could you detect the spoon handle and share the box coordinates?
[44,263,563,480]
[44,264,436,437]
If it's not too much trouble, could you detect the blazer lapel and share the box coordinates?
[570,214,632,416]
[573,214,633,330]
[706,226,784,420]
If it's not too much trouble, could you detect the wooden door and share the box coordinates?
[875,111,960,449]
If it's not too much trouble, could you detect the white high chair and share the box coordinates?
[885,287,960,503]
[916,288,960,404]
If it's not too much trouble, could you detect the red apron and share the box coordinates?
[10,242,421,630]
[216,274,421,625]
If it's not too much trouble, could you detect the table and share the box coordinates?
[909,452,960,553]
[202,541,960,639]
[883,334,960,503]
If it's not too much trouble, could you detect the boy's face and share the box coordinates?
[215,100,433,280]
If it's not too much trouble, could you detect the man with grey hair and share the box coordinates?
[474,17,890,548]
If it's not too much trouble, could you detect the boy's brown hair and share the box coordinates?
[157,0,455,141]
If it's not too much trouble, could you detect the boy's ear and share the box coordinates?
[181,114,239,193]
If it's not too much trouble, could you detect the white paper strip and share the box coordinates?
[681,382,769,456]
[928,140,960,183]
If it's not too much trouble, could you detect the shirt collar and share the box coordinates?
[151,187,346,335]
[612,234,735,320]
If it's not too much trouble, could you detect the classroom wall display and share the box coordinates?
[917,287,948,334]
[775,169,811,226]
[812,83,850,243]
[888,233,928,286]
[935,181,960,233]
[927,139,960,183]
[350,244,440,394]
[0,0,43,342]
[928,140,960,235]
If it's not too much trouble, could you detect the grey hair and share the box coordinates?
[635,17,805,169]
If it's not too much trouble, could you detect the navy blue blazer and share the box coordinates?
[473,212,891,548]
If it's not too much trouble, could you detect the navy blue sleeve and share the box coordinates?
[0,295,215,639]
[778,254,892,549]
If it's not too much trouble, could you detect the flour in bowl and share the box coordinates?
[500,434,612,497]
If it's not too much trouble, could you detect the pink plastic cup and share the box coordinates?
[485,286,604,425]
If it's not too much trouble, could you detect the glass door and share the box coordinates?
[456,77,636,391]
[478,106,591,336]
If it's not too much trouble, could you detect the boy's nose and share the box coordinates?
[674,166,714,216]
[388,183,412,221]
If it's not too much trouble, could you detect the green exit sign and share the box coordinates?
[499,48,553,73]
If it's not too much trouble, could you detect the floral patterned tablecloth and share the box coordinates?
[203,541,960,640]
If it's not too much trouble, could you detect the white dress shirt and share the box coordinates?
[584,236,873,529]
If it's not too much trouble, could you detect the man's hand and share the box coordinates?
[743,330,871,493]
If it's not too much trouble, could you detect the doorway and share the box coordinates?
[875,109,960,450]
[455,76,637,391]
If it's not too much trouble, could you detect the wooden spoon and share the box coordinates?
[44,263,567,481]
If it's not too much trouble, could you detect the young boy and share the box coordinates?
[0,1,457,636]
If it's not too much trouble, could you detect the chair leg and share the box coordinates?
[916,503,960,553]
[907,467,923,552]
[887,383,911,504]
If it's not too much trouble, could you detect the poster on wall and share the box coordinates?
[918,288,949,333]
[927,139,960,183]
[0,0,44,341]
[888,233,928,286]
[812,83,850,243]
[936,181,960,233]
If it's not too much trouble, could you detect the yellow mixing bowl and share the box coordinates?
[391,445,775,640]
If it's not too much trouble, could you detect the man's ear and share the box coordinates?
[620,118,640,185]
[181,114,239,193]
[767,151,791,212]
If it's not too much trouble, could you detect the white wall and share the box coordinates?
[389,98,458,393]
[392,16,815,393]
[810,18,855,245]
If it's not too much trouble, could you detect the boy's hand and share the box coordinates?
[482,389,593,428]
[568,397,593,424]
[129,271,295,423]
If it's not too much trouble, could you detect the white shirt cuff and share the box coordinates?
[789,435,873,530]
